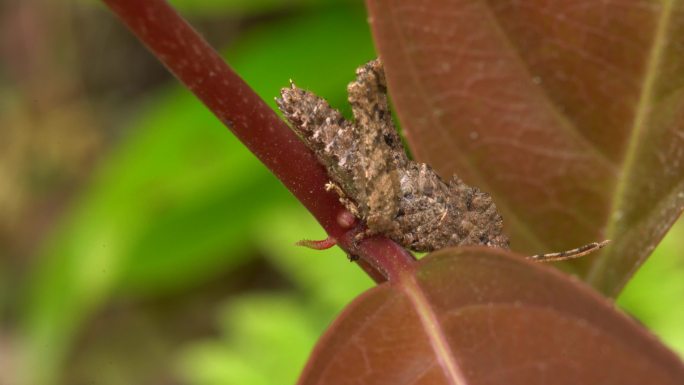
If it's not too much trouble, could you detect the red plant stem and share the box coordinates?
[102,0,416,283]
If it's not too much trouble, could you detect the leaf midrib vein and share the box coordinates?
[587,0,675,286]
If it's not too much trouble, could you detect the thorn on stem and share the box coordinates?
[296,236,337,250]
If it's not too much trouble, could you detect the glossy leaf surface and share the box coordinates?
[367,0,684,296]
[299,248,684,384]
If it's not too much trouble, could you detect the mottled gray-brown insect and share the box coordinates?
[276,59,607,259]
[277,59,508,252]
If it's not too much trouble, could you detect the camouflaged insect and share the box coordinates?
[276,59,609,260]
[276,59,509,252]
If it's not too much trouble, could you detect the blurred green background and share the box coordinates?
[0,0,682,384]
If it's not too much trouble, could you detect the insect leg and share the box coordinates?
[325,181,360,217]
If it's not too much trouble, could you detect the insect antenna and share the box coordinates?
[528,240,610,262]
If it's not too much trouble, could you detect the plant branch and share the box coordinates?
[102,0,416,283]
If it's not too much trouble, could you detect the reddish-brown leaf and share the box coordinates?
[298,248,684,385]
[366,0,684,296]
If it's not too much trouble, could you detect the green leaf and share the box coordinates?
[255,206,373,310]
[168,0,353,16]
[225,3,375,111]
[619,217,684,357]
[178,295,320,385]
[20,4,375,384]
[21,86,284,384]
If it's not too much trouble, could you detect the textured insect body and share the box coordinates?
[277,59,509,252]
[277,59,610,259]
